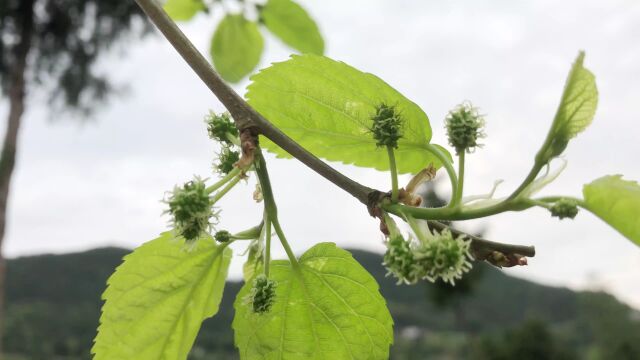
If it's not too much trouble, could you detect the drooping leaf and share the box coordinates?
[243,239,264,281]
[233,242,394,359]
[92,233,232,360]
[246,55,452,174]
[211,14,264,83]
[541,51,598,160]
[260,0,324,55]
[163,0,205,21]
[582,175,640,246]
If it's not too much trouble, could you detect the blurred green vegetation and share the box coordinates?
[3,247,639,359]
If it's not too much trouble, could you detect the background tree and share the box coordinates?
[0,0,150,352]
[471,320,578,360]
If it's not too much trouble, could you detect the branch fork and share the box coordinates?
[134,0,535,267]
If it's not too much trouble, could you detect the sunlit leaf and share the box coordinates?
[247,54,452,174]
[542,51,598,160]
[163,0,205,21]
[233,243,394,359]
[92,233,232,360]
[260,0,324,55]
[211,14,264,83]
[582,175,640,247]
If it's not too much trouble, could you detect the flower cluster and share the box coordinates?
[216,146,240,175]
[413,229,473,284]
[383,234,417,284]
[207,111,242,174]
[444,102,485,154]
[214,230,232,243]
[550,198,579,220]
[370,104,403,148]
[383,216,472,285]
[206,111,238,145]
[165,177,215,242]
[248,274,277,314]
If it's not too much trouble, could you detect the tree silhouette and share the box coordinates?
[0,0,149,351]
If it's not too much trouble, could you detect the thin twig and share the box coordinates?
[429,221,535,262]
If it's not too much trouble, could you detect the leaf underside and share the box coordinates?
[246,54,452,174]
[233,242,394,359]
[583,175,640,247]
[212,14,264,83]
[163,0,205,21]
[553,51,598,140]
[261,0,324,55]
[92,233,232,360]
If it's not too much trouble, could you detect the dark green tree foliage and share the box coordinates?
[0,0,149,352]
[0,0,148,111]
[472,320,578,360]
[576,292,640,359]
[5,248,640,359]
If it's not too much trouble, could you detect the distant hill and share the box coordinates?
[4,247,640,359]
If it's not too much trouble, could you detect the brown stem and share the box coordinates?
[133,0,535,265]
[429,221,535,264]
[0,0,34,354]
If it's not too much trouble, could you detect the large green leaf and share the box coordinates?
[163,0,205,21]
[583,175,640,247]
[233,243,394,359]
[211,14,264,83]
[246,54,452,174]
[260,0,324,55]
[92,233,232,360]
[542,51,598,160]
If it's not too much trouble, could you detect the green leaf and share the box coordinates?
[260,0,324,55]
[163,0,205,21]
[542,51,598,160]
[211,14,264,83]
[233,242,394,359]
[246,54,452,174]
[92,233,232,360]
[583,175,640,246]
[243,240,264,281]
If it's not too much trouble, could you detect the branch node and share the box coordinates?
[235,128,259,169]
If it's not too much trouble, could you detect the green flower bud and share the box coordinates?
[206,111,238,145]
[383,234,419,284]
[215,146,240,174]
[413,229,472,285]
[249,274,277,314]
[444,102,485,154]
[214,230,232,243]
[165,177,214,242]
[370,104,403,148]
[550,198,579,220]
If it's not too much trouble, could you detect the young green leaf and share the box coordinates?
[242,240,264,281]
[163,0,205,21]
[260,0,324,55]
[211,14,264,83]
[582,175,640,246]
[92,232,232,360]
[247,55,452,174]
[539,51,598,161]
[233,242,394,359]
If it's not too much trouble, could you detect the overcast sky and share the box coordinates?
[3,0,639,308]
